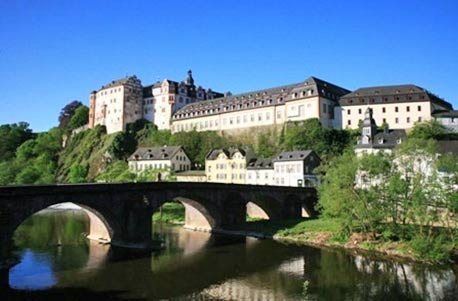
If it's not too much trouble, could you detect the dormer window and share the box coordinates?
[397,138,402,144]
[378,138,385,144]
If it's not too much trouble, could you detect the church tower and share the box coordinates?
[361,108,377,144]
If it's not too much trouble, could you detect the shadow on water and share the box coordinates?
[3,287,146,301]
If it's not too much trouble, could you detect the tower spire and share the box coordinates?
[186,69,194,86]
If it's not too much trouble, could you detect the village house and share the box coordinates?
[273,150,321,187]
[246,159,275,186]
[205,147,254,184]
[433,110,458,133]
[127,146,191,174]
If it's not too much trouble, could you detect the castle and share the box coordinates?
[88,71,455,134]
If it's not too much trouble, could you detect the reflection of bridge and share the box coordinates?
[0,182,316,271]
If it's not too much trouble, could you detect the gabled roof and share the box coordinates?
[142,81,162,98]
[247,158,274,170]
[433,110,458,118]
[356,129,407,150]
[272,150,315,162]
[205,147,251,160]
[128,146,186,161]
[99,76,140,92]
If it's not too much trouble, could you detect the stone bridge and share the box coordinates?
[0,182,316,270]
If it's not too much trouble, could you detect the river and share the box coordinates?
[2,208,458,300]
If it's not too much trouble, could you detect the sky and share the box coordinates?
[0,0,457,132]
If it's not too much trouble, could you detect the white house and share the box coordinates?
[434,110,458,133]
[128,146,191,174]
[273,150,320,187]
[246,159,275,185]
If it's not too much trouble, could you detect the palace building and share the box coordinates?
[87,71,455,135]
[338,85,453,130]
[88,76,143,134]
[170,77,350,133]
[142,70,223,130]
[89,71,222,134]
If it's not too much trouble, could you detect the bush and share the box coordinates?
[409,234,451,262]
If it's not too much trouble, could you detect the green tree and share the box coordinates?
[68,106,89,130]
[0,161,20,185]
[58,100,82,129]
[68,163,87,183]
[0,122,34,161]
[15,165,41,184]
[257,133,276,158]
[408,120,447,140]
[95,161,136,182]
[317,151,359,232]
[15,139,37,162]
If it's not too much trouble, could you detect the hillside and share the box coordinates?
[56,125,118,182]
[0,118,355,185]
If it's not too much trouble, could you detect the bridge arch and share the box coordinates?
[5,200,123,252]
[175,197,216,231]
[246,195,285,221]
[152,191,223,231]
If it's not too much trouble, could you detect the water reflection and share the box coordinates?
[3,209,458,300]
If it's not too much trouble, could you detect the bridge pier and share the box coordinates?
[113,207,153,248]
[0,267,9,288]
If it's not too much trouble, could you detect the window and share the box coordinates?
[418,117,422,122]
[382,107,386,113]
[358,108,362,114]
[299,105,305,116]
[418,105,422,112]
[407,117,410,123]
[347,109,351,115]
[323,104,327,114]
[406,106,410,112]
[277,110,282,119]
[347,120,351,125]
[395,107,399,113]
[395,117,399,124]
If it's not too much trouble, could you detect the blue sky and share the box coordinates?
[1,0,457,132]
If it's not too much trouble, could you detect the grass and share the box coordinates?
[242,218,342,237]
[153,202,185,224]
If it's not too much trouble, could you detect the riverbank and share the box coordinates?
[152,203,457,264]
[237,218,458,265]
[152,202,185,225]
